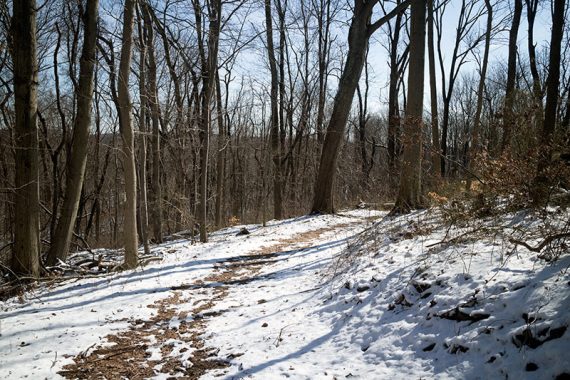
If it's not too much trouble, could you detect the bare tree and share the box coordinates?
[532,0,566,203]
[117,0,138,268]
[435,0,486,176]
[193,0,222,242]
[46,0,99,266]
[500,0,523,153]
[312,0,411,213]
[392,0,426,213]
[136,3,150,256]
[427,0,440,176]
[466,0,493,190]
[142,2,162,243]
[264,0,283,219]
[11,0,40,277]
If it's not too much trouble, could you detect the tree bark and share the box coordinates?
[312,0,410,213]
[466,0,492,190]
[532,0,566,204]
[46,0,99,266]
[214,70,226,227]
[117,0,138,268]
[311,1,369,214]
[427,0,440,177]
[264,0,283,220]
[501,0,523,153]
[387,6,404,170]
[137,6,150,256]
[393,0,426,213]
[11,0,40,277]
[142,3,163,243]
[193,0,221,242]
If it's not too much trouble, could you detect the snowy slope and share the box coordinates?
[0,207,568,379]
[201,208,570,380]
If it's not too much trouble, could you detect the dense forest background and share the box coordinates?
[0,0,568,276]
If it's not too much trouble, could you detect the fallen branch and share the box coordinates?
[510,232,570,253]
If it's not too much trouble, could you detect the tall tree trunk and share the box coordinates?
[501,0,523,153]
[11,0,40,277]
[194,0,221,242]
[427,0,440,177]
[525,0,544,135]
[466,0,492,191]
[214,70,226,227]
[311,1,369,214]
[312,0,410,213]
[264,0,283,220]
[137,7,150,256]
[117,0,138,268]
[315,0,331,144]
[143,3,162,243]
[387,8,404,171]
[393,0,426,213]
[532,0,566,203]
[356,49,370,179]
[46,0,99,266]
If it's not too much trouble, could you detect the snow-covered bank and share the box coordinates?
[202,208,569,380]
[1,207,568,379]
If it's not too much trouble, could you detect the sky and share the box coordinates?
[216,0,558,118]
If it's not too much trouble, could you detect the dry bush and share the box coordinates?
[472,149,570,212]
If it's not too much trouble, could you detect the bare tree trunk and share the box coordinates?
[193,0,221,242]
[387,7,405,172]
[46,0,99,266]
[142,3,162,243]
[356,48,370,179]
[264,0,283,220]
[118,0,138,268]
[393,0,426,213]
[11,0,40,277]
[466,0,492,191]
[532,0,566,203]
[311,1,369,214]
[136,6,150,256]
[314,0,331,144]
[501,0,523,153]
[427,0,440,177]
[525,0,544,135]
[312,0,410,213]
[214,70,226,227]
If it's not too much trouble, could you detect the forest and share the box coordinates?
[0,0,568,275]
[0,0,569,378]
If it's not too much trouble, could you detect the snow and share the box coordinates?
[1,207,569,379]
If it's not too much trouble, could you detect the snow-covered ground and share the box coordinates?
[1,207,569,379]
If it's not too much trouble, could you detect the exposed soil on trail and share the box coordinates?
[59,219,362,379]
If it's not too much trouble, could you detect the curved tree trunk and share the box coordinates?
[312,0,410,213]
[311,1,371,214]
[46,0,99,266]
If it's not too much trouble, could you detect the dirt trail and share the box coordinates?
[59,219,364,379]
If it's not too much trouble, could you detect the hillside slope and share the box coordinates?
[1,207,568,379]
